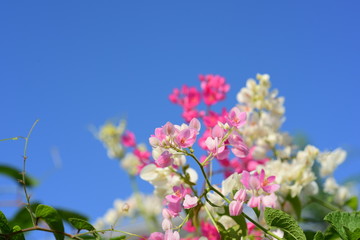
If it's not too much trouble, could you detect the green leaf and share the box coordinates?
[286,195,302,220]
[109,236,126,240]
[304,230,316,240]
[0,165,37,187]
[344,227,360,240]
[313,231,325,240]
[69,218,101,240]
[0,211,12,234]
[252,207,260,218]
[69,218,95,231]
[231,214,247,236]
[264,207,306,240]
[35,204,64,240]
[11,225,25,240]
[324,211,360,240]
[56,208,88,224]
[323,226,341,240]
[345,197,359,211]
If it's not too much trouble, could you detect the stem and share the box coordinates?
[0,136,25,141]
[242,212,283,240]
[22,119,39,226]
[75,228,144,239]
[185,151,230,204]
[310,196,340,211]
[4,226,82,240]
[173,211,191,230]
[204,205,221,233]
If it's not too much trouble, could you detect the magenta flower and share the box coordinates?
[121,130,136,147]
[202,109,227,128]
[199,74,230,106]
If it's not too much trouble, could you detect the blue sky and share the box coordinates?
[1,1,360,224]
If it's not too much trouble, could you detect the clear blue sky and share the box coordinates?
[1,1,360,223]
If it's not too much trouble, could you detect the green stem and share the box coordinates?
[185,151,230,204]
[310,196,340,211]
[204,205,221,233]
[242,212,283,240]
[4,225,82,240]
[173,211,191,230]
[75,228,144,239]
[22,120,39,226]
[0,136,25,141]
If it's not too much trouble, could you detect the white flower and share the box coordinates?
[221,173,242,196]
[121,153,141,175]
[218,216,237,230]
[318,148,347,177]
[104,209,118,225]
[324,177,339,194]
[185,167,198,184]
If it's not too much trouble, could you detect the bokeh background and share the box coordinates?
[1,1,360,225]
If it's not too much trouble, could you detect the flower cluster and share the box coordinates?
[96,74,355,240]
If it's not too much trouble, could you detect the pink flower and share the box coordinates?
[240,146,269,171]
[228,133,248,158]
[198,129,211,150]
[162,218,172,231]
[164,230,180,240]
[183,194,198,209]
[205,137,225,156]
[156,151,173,168]
[258,169,280,193]
[165,185,191,216]
[149,232,164,240]
[242,169,279,193]
[248,195,261,208]
[234,189,247,202]
[262,193,277,209]
[121,130,136,147]
[189,118,201,132]
[226,107,247,128]
[175,128,197,148]
[229,200,244,216]
[241,171,261,191]
[211,125,225,139]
